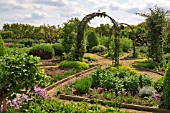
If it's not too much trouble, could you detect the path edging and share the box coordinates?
[45,64,100,91]
[59,94,170,113]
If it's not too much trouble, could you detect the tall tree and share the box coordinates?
[138,6,167,62]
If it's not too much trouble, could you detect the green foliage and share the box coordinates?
[86,31,99,52]
[135,60,158,69]
[19,39,34,47]
[83,54,94,61]
[139,86,156,97]
[21,99,127,113]
[52,43,64,56]
[59,60,89,70]
[0,35,6,56]
[139,6,166,62]
[75,77,92,94]
[28,44,54,59]
[91,66,152,93]
[153,77,164,92]
[120,38,133,52]
[92,45,107,53]
[0,53,48,99]
[61,18,79,56]
[162,62,170,109]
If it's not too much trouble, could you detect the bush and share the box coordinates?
[83,54,94,61]
[120,38,133,52]
[139,86,156,97]
[91,46,100,53]
[75,77,92,94]
[86,31,99,52]
[153,77,164,92]
[91,45,107,53]
[28,44,54,59]
[0,35,6,56]
[0,53,49,101]
[162,62,170,109]
[19,39,34,47]
[91,66,152,94]
[52,43,64,56]
[59,60,89,70]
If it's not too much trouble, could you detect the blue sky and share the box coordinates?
[0,0,170,29]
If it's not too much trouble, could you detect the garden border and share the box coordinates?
[59,94,170,113]
[45,64,100,91]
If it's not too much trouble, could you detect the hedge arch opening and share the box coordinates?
[73,12,120,65]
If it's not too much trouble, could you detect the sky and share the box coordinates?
[0,0,170,29]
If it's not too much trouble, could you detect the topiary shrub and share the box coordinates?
[161,62,170,109]
[0,35,6,56]
[75,77,92,94]
[52,43,64,56]
[59,60,89,70]
[86,31,99,52]
[28,44,54,59]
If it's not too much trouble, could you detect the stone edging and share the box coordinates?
[59,94,170,113]
[45,64,100,91]
[132,62,164,76]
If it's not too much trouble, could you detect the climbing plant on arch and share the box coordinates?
[73,12,120,65]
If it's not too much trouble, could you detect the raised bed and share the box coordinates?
[45,64,100,91]
[59,94,170,113]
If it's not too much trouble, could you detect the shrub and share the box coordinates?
[83,54,94,61]
[0,53,49,103]
[19,39,34,47]
[162,62,170,109]
[59,60,89,70]
[28,44,54,59]
[120,38,133,52]
[75,77,92,94]
[91,45,107,53]
[86,31,99,52]
[0,35,6,56]
[153,77,164,92]
[91,46,101,53]
[139,74,152,88]
[139,86,156,97]
[52,43,64,56]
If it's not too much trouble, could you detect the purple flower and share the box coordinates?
[6,100,11,105]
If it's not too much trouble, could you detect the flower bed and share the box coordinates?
[57,66,162,108]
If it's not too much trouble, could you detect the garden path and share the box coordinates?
[47,53,162,113]
[47,53,162,97]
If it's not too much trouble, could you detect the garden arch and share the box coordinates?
[73,12,120,65]
[119,23,136,58]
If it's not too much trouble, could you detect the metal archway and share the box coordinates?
[74,12,120,65]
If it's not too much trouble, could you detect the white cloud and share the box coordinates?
[0,0,170,29]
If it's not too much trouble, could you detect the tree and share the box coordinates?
[138,6,167,63]
[60,18,80,60]
[0,35,6,56]
[161,62,170,109]
[86,31,99,52]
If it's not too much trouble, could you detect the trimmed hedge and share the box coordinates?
[59,60,89,70]
[52,43,64,56]
[28,44,54,59]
